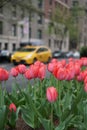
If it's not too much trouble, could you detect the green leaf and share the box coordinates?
[55,114,74,130]
[8,107,20,128]
[39,118,51,130]
[0,88,5,106]
[55,122,65,130]
[62,92,72,111]
[21,105,35,128]
[0,105,8,130]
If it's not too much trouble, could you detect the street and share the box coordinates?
[0,62,32,92]
[0,58,74,92]
[0,62,50,92]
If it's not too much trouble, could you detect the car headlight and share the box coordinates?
[25,54,32,59]
[6,52,10,56]
[11,54,14,59]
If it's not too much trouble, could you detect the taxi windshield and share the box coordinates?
[17,47,36,52]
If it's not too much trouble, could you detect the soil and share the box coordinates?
[6,116,44,130]
[6,117,76,130]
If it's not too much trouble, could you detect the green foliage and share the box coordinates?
[80,46,87,57]
[49,4,85,48]
[0,84,8,130]
[0,105,8,130]
[7,107,20,129]
[0,62,87,130]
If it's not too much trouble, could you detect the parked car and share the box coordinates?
[65,51,74,58]
[73,51,80,58]
[0,50,11,62]
[52,50,65,58]
[11,45,52,65]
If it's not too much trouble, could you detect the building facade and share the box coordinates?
[0,0,44,53]
[66,0,87,49]
[0,0,70,53]
[44,0,70,52]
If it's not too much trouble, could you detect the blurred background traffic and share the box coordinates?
[0,0,87,64]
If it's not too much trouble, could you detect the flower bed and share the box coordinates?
[0,58,87,130]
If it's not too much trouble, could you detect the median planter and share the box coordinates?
[6,116,76,130]
[0,59,87,130]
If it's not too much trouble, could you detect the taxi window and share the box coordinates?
[17,48,35,52]
[37,47,48,53]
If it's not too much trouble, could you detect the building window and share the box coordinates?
[54,40,56,48]
[20,7,24,19]
[37,29,42,39]
[65,0,68,4]
[84,27,87,33]
[64,41,66,48]
[0,7,3,14]
[48,39,51,47]
[4,43,8,50]
[29,27,31,39]
[0,21,3,34]
[72,1,79,6]
[37,15,42,24]
[0,0,3,13]
[48,10,52,19]
[38,0,43,8]
[85,9,87,15]
[49,0,52,5]
[12,43,16,51]
[85,18,87,24]
[12,4,16,17]
[0,42,2,50]
[20,25,24,37]
[12,24,17,36]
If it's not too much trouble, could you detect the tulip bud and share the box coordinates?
[10,67,19,77]
[18,64,26,74]
[46,86,58,103]
[9,103,16,112]
[0,68,9,81]
[84,83,87,93]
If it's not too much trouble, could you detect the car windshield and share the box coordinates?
[1,50,9,55]
[16,48,36,52]
[54,51,61,53]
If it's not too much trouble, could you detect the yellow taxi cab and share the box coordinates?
[11,45,52,65]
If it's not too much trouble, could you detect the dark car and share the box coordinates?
[64,51,74,58]
[0,50,11,62]
[52,50,65,58]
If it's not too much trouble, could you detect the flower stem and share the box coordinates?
[57,80,61,120]
[0,81,4,106]
[51,103,53,130]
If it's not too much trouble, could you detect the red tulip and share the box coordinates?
[29,64,39,78]
[47,62,57,73]
[0,68,9,81]
[74,63,81,76]
[84,83,87,93]
[68,58,74,62]
[65,63,75,80]
[81,57,87,66]
[56,67,66,80]
[24,68,34,80]
[9,103,16,112]
[17,64,26,74]
[51,58,58,63]
[38,65,46,80]
[65,67,75,81]
[46,86,58,103]
[52,66,58,78]
[10,67,19,77]
[34,60,42,66]
[76,71,84,82]
[61,59,66,67]
[76,59,83,67]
